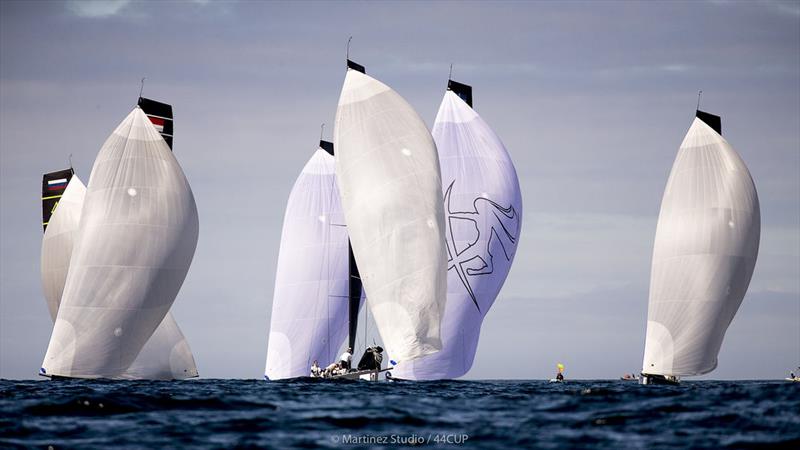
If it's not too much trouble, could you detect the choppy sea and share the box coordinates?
[1,379,798,449]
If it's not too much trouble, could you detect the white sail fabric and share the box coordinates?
[265,148,351,380]
[119,313,199,380]
[41,176,86,321]
[642,117,760,377]
[334,69,448,362]
[392,89,522,379]
[40,176,198,380]
[41,107,199,378]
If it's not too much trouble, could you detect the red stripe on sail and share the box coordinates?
[148,116,165,126]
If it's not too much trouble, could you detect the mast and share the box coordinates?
[347,242,362,350]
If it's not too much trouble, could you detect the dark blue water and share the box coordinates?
[1,379,798,449]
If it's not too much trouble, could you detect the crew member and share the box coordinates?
[310,360,321,377]
[339,347,353,370]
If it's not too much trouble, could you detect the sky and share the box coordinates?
[1,0,798,380]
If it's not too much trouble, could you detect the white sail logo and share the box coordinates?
[444,180,519,313]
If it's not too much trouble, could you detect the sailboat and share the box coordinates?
[333,58,448,372]
[39,97,199,379]
[641,108,760,385]
[390,78,522,380]
[264,139,365,380]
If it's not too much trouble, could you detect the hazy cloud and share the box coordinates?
[66,0,131,18]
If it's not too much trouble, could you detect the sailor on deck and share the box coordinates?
[339,347,353,370]
[310,360,321,377]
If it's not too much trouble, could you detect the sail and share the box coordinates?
[265,142,352,380]
[42,179,199,379]
[333,64,448,363]
[392,83,523,379]
[40,106,199,379]
[642,111,760,377]
[41,173,86,321]
[119,313,199,380]
[41,191,196,380]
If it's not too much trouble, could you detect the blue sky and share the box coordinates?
[1,0,798,379]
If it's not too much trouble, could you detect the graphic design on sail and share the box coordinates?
[138,97,174,150]
[334,59,448,364]
[641,109,760,385]
[391,79,522,380]
[40,105,199,379]
[42,168,75,232]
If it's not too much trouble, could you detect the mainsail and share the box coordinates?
[642,110,760,377]
[333,60,448,363]
[265,141,355,380]
[392,80,522,379]
[40,106,199,378]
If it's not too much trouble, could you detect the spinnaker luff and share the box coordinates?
[333,60,448,364]
[391,79,522,380]
[40,105,199,379]
[641,110,760,385]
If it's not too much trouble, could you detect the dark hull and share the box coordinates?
[640,373,680,385]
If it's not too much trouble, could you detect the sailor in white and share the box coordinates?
[339,347,353,370]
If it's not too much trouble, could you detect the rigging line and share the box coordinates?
[320,123,325,142]
[449,63,453,81]
[139,77,146,99]
[68,153,73,170]
[346,36,352,62]
[696,90,702,111]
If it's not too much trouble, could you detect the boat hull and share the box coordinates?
[640,373,680,386]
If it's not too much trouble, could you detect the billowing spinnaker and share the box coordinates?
[392,87,522,379]
[41,186,196,381]
[334,68,447,362]
[265,146,351,380]
[642,113,760,377]
[119,313,199,380]
[41,175,86,321]
[41,107,199,378]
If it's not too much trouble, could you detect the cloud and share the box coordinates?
[66,0,131,18]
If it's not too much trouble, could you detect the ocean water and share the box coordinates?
[1,379,798,449]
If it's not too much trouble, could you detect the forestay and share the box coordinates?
[642,112,760,377]
[334,66,447,363]
[392,85,522,379]
[40,107,199,378]
[265,144,351,380]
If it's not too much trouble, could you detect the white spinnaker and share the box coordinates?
[41,177,86,321]
[41,188,197,381]
[392,89,522,379]
[41,107,199,378]
[265,148,350,380]
[334,68,447,362]
[119,313,199,380]
[642,117,760,377]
